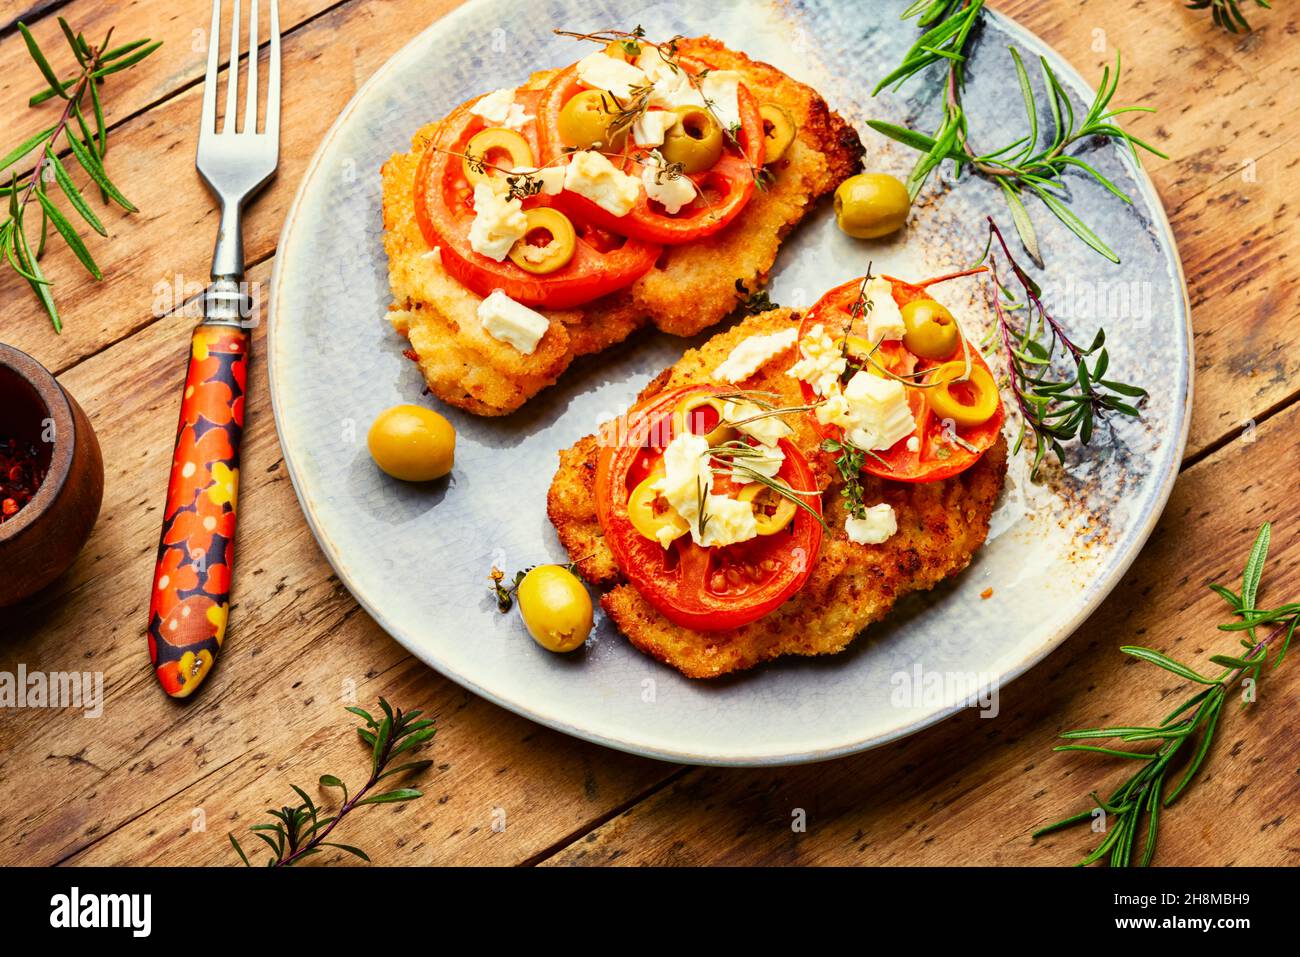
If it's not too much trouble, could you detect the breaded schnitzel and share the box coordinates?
[546,310,1008,678]
[381,38,863,416]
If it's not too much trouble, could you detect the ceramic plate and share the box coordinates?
[268,0,1191,765]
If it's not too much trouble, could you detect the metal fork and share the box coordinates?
[144,0,281,698]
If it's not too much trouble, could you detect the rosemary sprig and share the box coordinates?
[707,440,829,532]
[1187,0,1271,32]
[983,218,1146,477]
[2,19,161,332]
[869,1,1165,263]
[228,699,433,867]
[1034,523,1294,866]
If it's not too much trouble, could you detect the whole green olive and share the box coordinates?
[558,89,622,150]
[901,299,960,360]
[660,105,724,174]
[833,173,911,239]
[516,565,593,653]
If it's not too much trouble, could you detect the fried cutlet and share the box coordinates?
[546,310,1009,678]
[381,37,863,416]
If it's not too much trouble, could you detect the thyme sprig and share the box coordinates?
[2,19,161,332]
[734,278,779,314]
[554,26,772,190]
[228,699,433,867]
[869,0,1165,263]
[1187,0,1271,32]
[983,218,1146,477]
[1034,523,1295,866]
[490,560,583,612]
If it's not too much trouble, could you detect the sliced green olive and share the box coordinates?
[508,207,577,275]
[927,361,999,428]
[558,89,625,150]
[516,565,593,653]
[628,469,689,547]
[660,106,724,174]
[901,299,960,360]
[673,392,734,446]
[462,128,534,188]
[833,173,911,239]
[758,103,797,164]
[737,482,797,535]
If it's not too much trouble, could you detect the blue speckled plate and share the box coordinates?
[267,0,1191,765]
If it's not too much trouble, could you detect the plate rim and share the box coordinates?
[266,0,1194,767]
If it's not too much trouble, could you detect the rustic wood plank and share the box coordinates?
[0,258,678,867]
[542,404,1300,865]
[1,0,464,376]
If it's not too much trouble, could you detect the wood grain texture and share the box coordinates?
[0,0,1295,867]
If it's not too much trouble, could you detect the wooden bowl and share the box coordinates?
[0,344,104,606]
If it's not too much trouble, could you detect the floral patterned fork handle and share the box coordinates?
[147,312,248,697]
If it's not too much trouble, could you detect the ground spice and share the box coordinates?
[0,438,46,524]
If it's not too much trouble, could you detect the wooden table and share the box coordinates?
[1,0,1296,868]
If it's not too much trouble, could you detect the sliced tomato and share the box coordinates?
[535,59,765,245]
[796,268,1004,483]
[413,90,662,309]
[595,385,823,632]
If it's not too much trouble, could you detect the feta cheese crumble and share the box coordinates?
[844,503,898,545]
[469,88,533,131]
[840,371,916,451]
[564,150,641,217]
[467,183,528,262]
[711,328,798,383]
[477,290,550,355]
[641,150,696,215]
[654,432,759,548]
[788,323,847,396]
[576,51,649,103]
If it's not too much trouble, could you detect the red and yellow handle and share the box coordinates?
[146,324,248,698]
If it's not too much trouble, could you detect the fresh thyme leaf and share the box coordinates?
[819,437,882,520]
[1034,523,1294,866]
[490,560,583,612]
[228,699,433,867]
[5,19,160,331]
[734,278,779,314]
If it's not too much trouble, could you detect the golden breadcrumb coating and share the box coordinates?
[546,310,1008,678]
[381,37,864,416]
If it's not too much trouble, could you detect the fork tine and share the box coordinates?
[222,0,241,133]
[201,0,221,135]
[243,0,259,134]
[265,0,281,140]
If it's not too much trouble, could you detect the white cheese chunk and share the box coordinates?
[641,150,696,214]
[697,493,759,547]
[725,440,785,485]
[814,382,852,429]
[841,371,916,451]
[636,47,704,111]
[844,503,898,545]
[470,88,533,131]
[711,327,798,383]
[467,183,528,262]
[632,108,677,147]
[563,150,641,217]
[699,70,743,132]
[723,399,794,447]
[477,290,550,355]
[654,432,758,547]
[863,276,906,343]
[576,51,648,103]
[787,323,847,396]
[511,165,565,195]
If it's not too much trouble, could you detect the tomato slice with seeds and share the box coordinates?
[595,385,823,631]
[413,90,662,309]
[796,269,1005,484]
[536,60,766,246]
